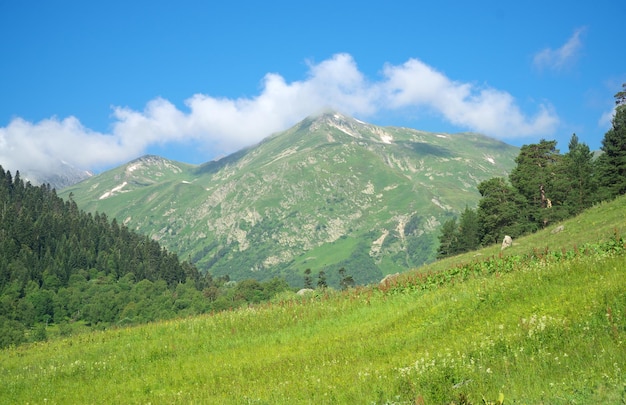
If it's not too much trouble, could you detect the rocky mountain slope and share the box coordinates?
[60,111,518,286]
[22,160,92,190]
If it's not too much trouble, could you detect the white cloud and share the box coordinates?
[598,106,616,129]
[0,53,559,177]
[380,59,558,137]
[533,27,586,71]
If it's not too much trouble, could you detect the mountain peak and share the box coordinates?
[129,154,170,165]
[22,160,92,190]
[299,110,396,145]
[308,109,361,126]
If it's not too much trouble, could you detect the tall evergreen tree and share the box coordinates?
[437,217,459,259]
[562,134,597,214]
[476,177,529,245]
[509,139,566,228]
[456,206,481,253]
[596,83,626,200]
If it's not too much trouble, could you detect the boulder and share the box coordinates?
[501,235,513,250]
[551,225,565,234]
[296,288,315,296]
[380,273,400,286]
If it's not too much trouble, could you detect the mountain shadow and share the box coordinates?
[194,147,252,176]
[399,141,453,157]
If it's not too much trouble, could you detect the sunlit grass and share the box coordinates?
[2,197,626,404]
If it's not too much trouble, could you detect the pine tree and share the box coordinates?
[509,140,567,228]
[562,134,597,214]
[437,217,459,258]
[338,267,355,290]
[316,270,327,289]
[456,206,481,252]
[303,268,313,289]
[476,177,529,245]
[596,84,626,200]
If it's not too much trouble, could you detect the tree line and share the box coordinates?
[438,84,626,258]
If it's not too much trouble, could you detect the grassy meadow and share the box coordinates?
[1,197,626,404]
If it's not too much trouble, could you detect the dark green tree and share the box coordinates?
[476,177,529,245]
[562,134,597,214]
[509,139,565,228]
[316,270,327,289]
[456,206,481,253]
[338,267,355,290]
[303,268,313,289]
[437,217,459,259]
[596,84,626,200]
[0,317,26,348]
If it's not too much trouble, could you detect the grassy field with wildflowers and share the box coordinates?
[1,197,625,404]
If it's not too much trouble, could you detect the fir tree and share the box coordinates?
[316,270,327,289]
[456,206,481,253]
[338,267,355,290]
[562,134,597,214]
[596,83,626,200]
[437,217,459,258]
[303,268,313,289]
[476,177,529,245]
[509,139,565,227]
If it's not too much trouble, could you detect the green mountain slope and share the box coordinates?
[2,195,625,404]
[61,112,518,285]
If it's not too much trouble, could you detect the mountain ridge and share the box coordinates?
[60,112,519,286]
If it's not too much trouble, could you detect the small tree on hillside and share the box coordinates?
[456,206,481,253]
[316,270,327,289]
[338,267,355,290]
[303,268,313,289]
[437,217,459,259]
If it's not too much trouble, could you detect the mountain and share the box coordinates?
[60,111,519,286]
[22,160,92,190]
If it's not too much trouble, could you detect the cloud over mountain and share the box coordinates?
[0,54,558,176]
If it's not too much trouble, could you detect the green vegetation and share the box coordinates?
[0,168,290,348]
[439,86,626,258]
[60,113,519,285]
[1,195,625,404]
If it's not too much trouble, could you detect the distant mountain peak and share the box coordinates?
[123,154,187,177]
[21,160,92,190]
[129,154,171,164]
[308,110,361,126]
[301,110,396,145]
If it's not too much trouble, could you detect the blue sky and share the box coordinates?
[1,0,624,176]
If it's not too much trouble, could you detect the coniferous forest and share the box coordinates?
[438,84,626,258]
[0,169,289,348]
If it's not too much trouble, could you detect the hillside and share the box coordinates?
[60,111,519,285]
[2,193,625,404]
[0,166,298,349]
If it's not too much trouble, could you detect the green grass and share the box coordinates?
[2,197,626,404]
